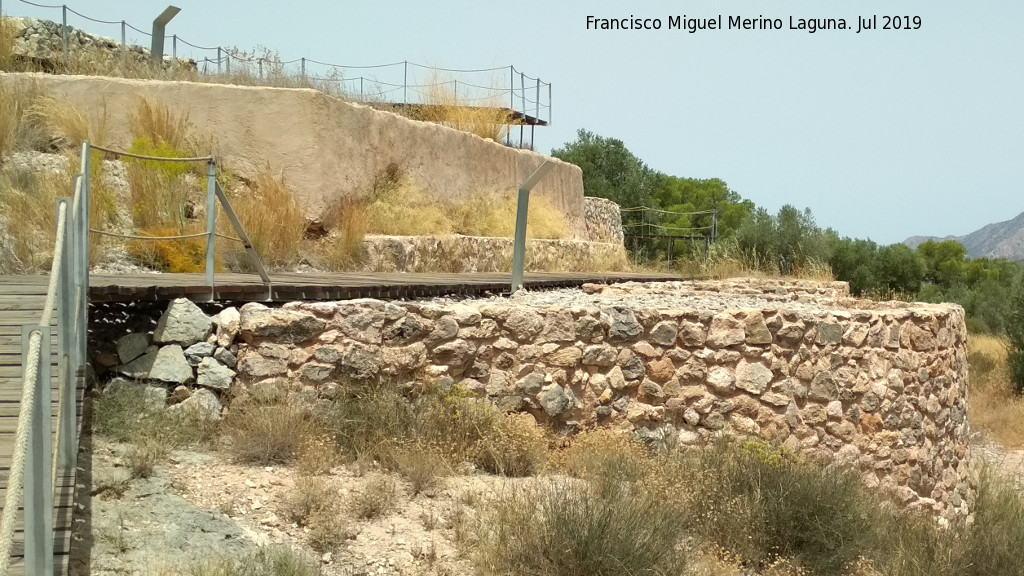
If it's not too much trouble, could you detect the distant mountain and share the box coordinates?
[903,211,1024,261]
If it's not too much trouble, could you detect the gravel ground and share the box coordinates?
[419,279,934,316]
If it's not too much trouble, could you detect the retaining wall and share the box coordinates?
[227,279,971,520]
[0,72,589,239]
[361,235,626,273]
[583,197,625,245]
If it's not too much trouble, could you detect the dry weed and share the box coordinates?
[279,476,339,526]
[124,436,167,479]
[129,97,190,150]
[350,473,399,520]
[295,433,339,476]
[0,17,15,72]
[312,196,368,271]
[224,402,320,465]
[29,95,107,146]
[224,167,306,269]
[418,72,512,141]
[967,334,1024,446]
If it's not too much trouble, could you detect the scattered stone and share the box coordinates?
[169,388,222,420]
[214,306,240,347]
[197,357,236,390]
[213,346,237,368]
[184,342,215,366]
[116,332,150,364]
[116,345,193,385]
[153,298,213,347]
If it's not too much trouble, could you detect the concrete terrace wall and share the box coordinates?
[0,72,589,240]
[226,279,971,520]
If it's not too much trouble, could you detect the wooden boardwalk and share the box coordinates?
[0,276,79,576]
[0,269,681,574]
[88,270,683,302]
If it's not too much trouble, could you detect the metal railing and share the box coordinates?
[2,0,552,128]
[84,142,270,300]
[0,143,90,575]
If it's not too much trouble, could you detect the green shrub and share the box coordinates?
[683,441,874,575]
[476,478,687,576]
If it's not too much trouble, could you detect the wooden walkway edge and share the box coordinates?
[0,278,81,576]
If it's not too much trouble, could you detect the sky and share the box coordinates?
[5,0,1022,244]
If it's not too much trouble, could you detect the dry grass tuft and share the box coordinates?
[0,81,48,158]
[449,190,569,240]
[418,73,512,142]
[0,18,15,72]
[967,334,1024,446]
[350,473,399,520]
[124,436,167,479]
[128,97,190,150]
[28,95,107,146]
[224,402,320,465]
[364,180,453,236]
[312,196,368,271]
[0,167,65,271]
[225,167,306,269]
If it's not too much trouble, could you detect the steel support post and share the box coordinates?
[23,326,53,576]
[78,143,90,368]
[55,198,75,470]
[510,161,555,293]
[61,5,68,69]
[204,160,217,296]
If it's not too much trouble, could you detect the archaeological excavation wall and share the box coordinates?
[88,278,972,520]
[0,71,590,239]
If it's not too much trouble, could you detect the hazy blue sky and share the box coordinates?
[6,0,1021,244]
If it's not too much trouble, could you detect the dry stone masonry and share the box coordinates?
[92,278,971,521]
[582,197,625,245]
[6,17,195,72]
[362,234,626,273]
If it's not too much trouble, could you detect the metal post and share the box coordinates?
[79,141,90,367]
[23,326,53,576]
[548,82,552,125]
[150,5,180,64]
[225,51,230,75]
[453,80,457,102]
[258,58,263,79]
[510,161,555,293]
[217,47,222,74]
[300,57,305,78]
[403,60,408,103]
[121,20,127,65]
[532,77,539,150]
[204,160,217,294]
[519,72,526,148]
[172,34,177,60]
[55,198,76,470]
[61,4,68,69]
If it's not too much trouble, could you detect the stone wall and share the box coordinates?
[6,17,192,72]
[361,235,627,273]
[87,278,972,521]
[583,197,624,245]
[226,278,971,520]
[0,72,591,240]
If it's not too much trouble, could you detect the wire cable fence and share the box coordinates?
[2,0,552,126]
